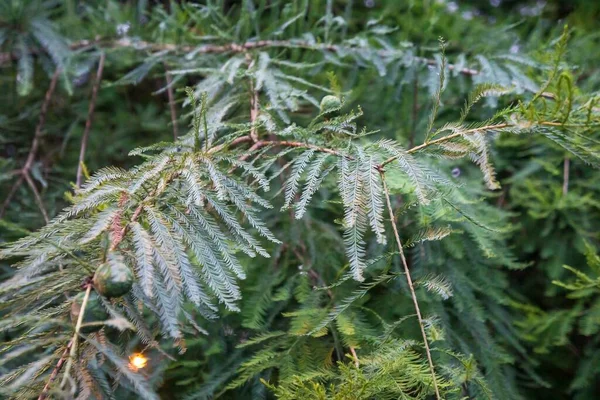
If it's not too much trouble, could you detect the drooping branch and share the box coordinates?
[76,53,106,188]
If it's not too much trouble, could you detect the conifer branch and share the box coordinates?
[76,53,106,188]
[3,5,598,399]
[378,122,511,167]
[383,119,574,167]
[380,170,441,400]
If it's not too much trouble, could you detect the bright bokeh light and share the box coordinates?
[129,353,148,371]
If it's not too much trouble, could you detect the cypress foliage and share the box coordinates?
[0,1,599,399]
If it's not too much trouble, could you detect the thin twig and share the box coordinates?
[562,157,570,195]
[252,140,344,157]
[349,346,360,368]
[24,172,49,224]
[380,171,441,400]
[237,141,263,163]
[0,69,60,219]
[39,284,92,399]
[231,55,260,167]
[24,70,61,173]
[1,177,24,218]
[206,135,253,156]
[76,53,106,188]
[38,340,73,400]
[164,64,178,141]
[60,284,92,388]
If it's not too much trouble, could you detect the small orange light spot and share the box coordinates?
[129,353,148,371]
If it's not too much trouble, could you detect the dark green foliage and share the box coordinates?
[0,1,599,400]
[0,0,70,95]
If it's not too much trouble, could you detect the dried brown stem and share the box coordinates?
[380,171,441,400]
[0,69,60,219]
[76,53,106,188]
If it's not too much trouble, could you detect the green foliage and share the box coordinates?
[0,0,70,95]
[0,1,599,399]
